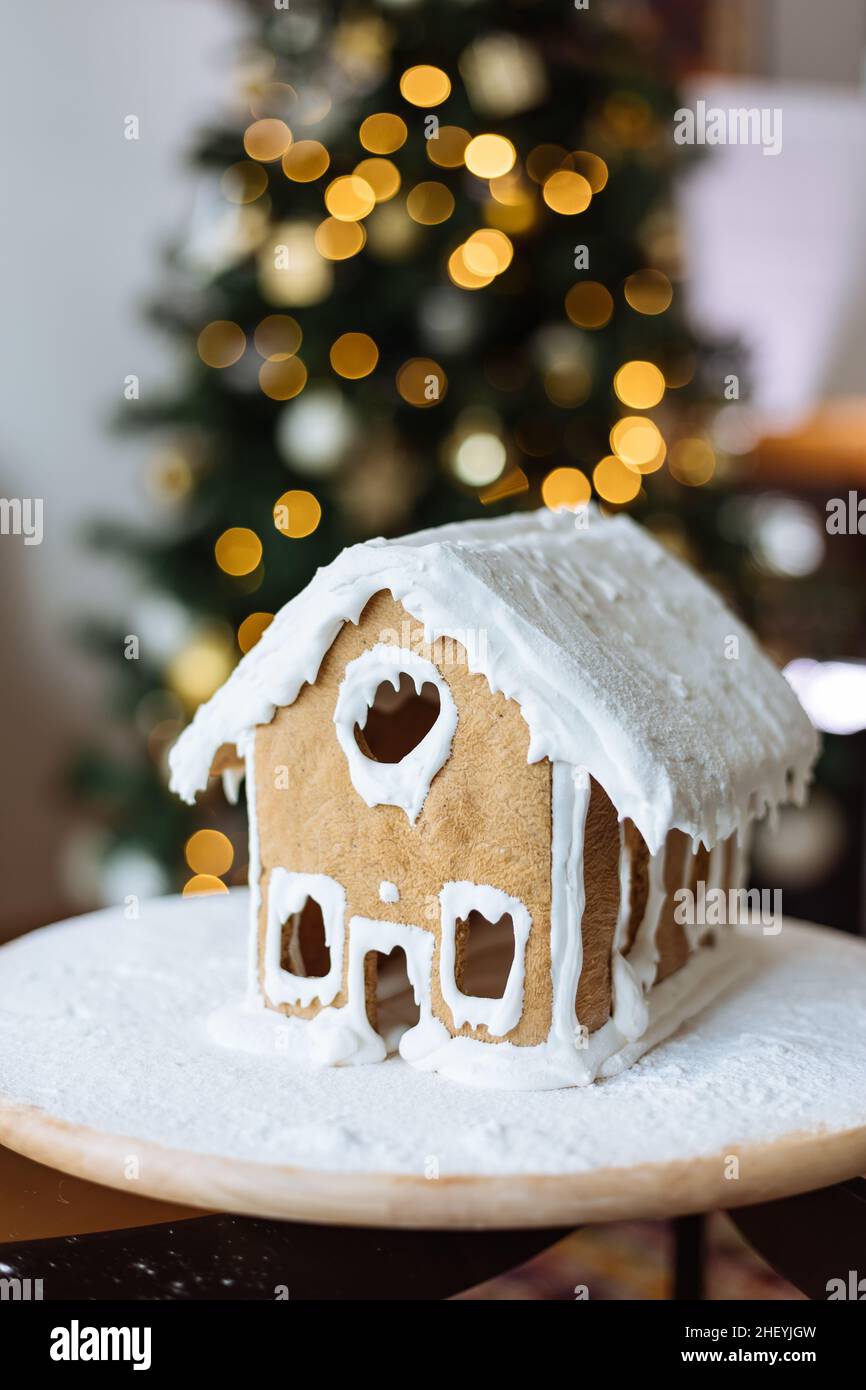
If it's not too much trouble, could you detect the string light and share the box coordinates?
[354,158,401,202]
[330,332,379,379]
[541,466,591,512]
[324,174,376,221]
[624,269,673,315]
[359,112,407,153]
[182,874,229,897]
[565,282,613,329]
[282,139,330,182]
[462,229,513,277]
[464,134,516,179]
[406,181,455,225]
[447,246,493,290]
[610,416,666,472]
[197,321,246,369]
[237,612,274,653]
[315,217,366,259]
[185,829,234,876]
[593,454,641,504]
[214,527,262,576]
[542,170,592,214]
[570,150,609,193]
[613,360,665,409]
[273,489,322,538]
[168,631,235,708]
[452,432,506,485]
[259,355,308,401]
[396,357,447,406]
[243,118,292,162]
[669,437,716,486]
[221,162,268,204]
[258,222,332,305]
[426,126,470,167]
[253,314,302,360]
[399,65,451,107]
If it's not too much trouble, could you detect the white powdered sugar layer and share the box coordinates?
[1,892,864,1177]
[168,508,818,853]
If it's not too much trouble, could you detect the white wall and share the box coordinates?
[0,0,241,924]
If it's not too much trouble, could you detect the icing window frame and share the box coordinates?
[438,881,532,1038]
[264,869,346,1009]
[333,644,458,824]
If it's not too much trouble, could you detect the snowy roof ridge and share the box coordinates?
[168,507,819,853]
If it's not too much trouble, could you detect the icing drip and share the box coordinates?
[438,882,531,1038]
[306,916,449,1067]
[221,767,244,805]
[627,843,668,994]
[264,870,346,1010]
[333,645,457,824]
[549,763,591,1066]
[244,734,263,1008]
[610,823,648,1042]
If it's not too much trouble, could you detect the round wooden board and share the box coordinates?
[2,1099,866,1230]
[1,894,865,1230]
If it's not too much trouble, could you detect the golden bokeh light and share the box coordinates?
[447,245,494,290]
[543,362,591,408]
[593,454,642,504]
[237,611,275,653]
[243,118,292,162]
[281,139,330,182]
[221,161,269,204]
[330,331,379,379]
[258,222,332,305]
[185,829,234,876]
[565,281,614,330]
[365,202,419,259]
[570,150,609,193]
[484,197,536,234]
[167,631,235,709]
[399,65,451,107]
[249,80,297,122]
[426,125,471,168]
[613,359,666,409]
[669,437,716,486]
[406,181,455,225]
[324,174,376,221]
[259,355,308,401]
[624,268,673,315]
[526,144,569,183]
[253,314,302,360]
[463,228,513,277]
[610,416,666,472]
[452,432,507,486]
[541,466,591,512]
[214,527,262,577]
[464,133,517,179]
[354,157,401,202]
[273,489,322,538]
[314,217,366,260]
[396,357,447,406]
[489,171,531,206]
[359,112,408,154]
[543,170,592,215]
[182,874,229,898]
[197,321,246,369]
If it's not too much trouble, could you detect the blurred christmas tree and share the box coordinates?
[72,0,740,902]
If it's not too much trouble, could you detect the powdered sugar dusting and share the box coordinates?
[1,892,864,1177]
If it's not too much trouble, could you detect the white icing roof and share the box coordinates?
[169,508,819,853]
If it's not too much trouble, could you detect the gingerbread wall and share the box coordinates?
[251,589,735,1049]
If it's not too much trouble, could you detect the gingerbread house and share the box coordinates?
[169,508,818,1089]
